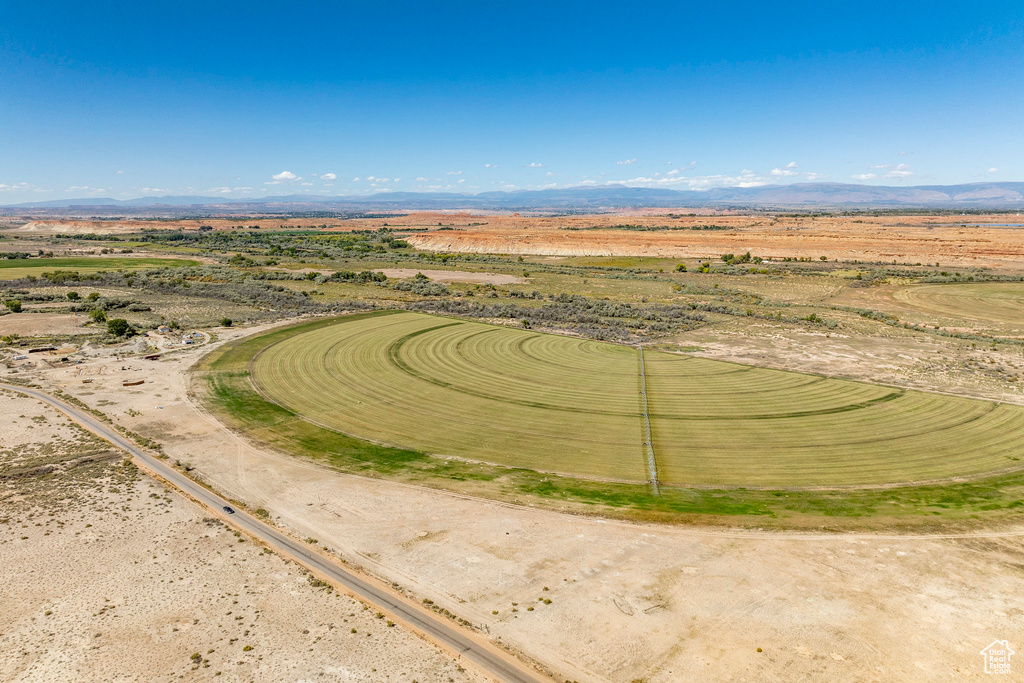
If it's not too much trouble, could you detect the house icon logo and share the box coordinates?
[980,640,1014,674]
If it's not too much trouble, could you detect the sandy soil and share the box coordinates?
[397,213,1024,271]
[8,329,1023,682]
[374,269,524,285]
[8,219,355,235]
[14,212,1024,271]
[0,390,482,683]
[673,322,1024,406]
[0,312,92,336]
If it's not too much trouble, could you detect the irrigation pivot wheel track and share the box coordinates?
[250,312,1024,488]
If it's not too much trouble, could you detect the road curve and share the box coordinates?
[0,382,554,683]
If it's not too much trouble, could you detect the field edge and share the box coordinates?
[192,312,1024,530]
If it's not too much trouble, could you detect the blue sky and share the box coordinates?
[1,1,1022,202]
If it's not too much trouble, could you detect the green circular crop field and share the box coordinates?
[246,311,1024,488]
[893,282,1024,327]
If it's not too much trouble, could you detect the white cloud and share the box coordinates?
[64,185,109,194]
[352,177,360,182]
[988,167,999,173]
[883,163,913,179]
[870,164,891,169]
[265,170,302,185]
[394,178,401,182]
[617,158,638,165]
[0,182,32,192]
[579,168,789,191]
[446,170,462,175]
[415,177,428,182]
[771,167,798,177]
[785,161,798,168]
[484,163,497,168]
[116,170,124,175]
[545,171,554,177]
[321,173,337,181]
[526,162,544,168]
[667,169,679,176]
[852,173,876,181]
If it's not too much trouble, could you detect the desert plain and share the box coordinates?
[2,208,1024,681]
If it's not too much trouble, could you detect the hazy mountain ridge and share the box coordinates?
[5,182,1024,213]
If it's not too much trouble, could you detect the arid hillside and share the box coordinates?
[401,213,1024,270]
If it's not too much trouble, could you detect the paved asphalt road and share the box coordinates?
[1,382,553,683]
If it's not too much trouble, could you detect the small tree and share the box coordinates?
[66,291,80,300]
[89,309,107,323]
[220,317,233,327]
[674,263,687,272]
[4,299,22,313]
[87,292,100,301]
[107,318,130,336]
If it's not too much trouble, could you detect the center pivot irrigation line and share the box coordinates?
[637,345,660,495]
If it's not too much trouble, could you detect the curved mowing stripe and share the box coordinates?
[251,311,1024,487]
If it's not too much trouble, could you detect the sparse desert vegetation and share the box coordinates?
[6,5,1023,679]
[3,209,1024,681]
[0,390,480,682]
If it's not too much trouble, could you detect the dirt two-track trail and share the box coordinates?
[0,382,554,683]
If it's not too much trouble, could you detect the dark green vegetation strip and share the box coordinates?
[385,321,467,388]
[199,313,1024,528]
[0,257,199,270]
[384,324,639,418]
[649,389,905,421]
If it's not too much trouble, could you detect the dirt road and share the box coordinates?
[0,382,552,683]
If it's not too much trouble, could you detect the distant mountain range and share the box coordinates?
[5,182,1024,214]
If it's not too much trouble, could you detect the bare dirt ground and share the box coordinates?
[6,327,1023,682]
[13,211,1024,271]
[0,312,91,336]
[6,218,356,235]
[399,213,1024,271]
[672,320,1024,406]
[374,269,524,285]
[0,389,482,683]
